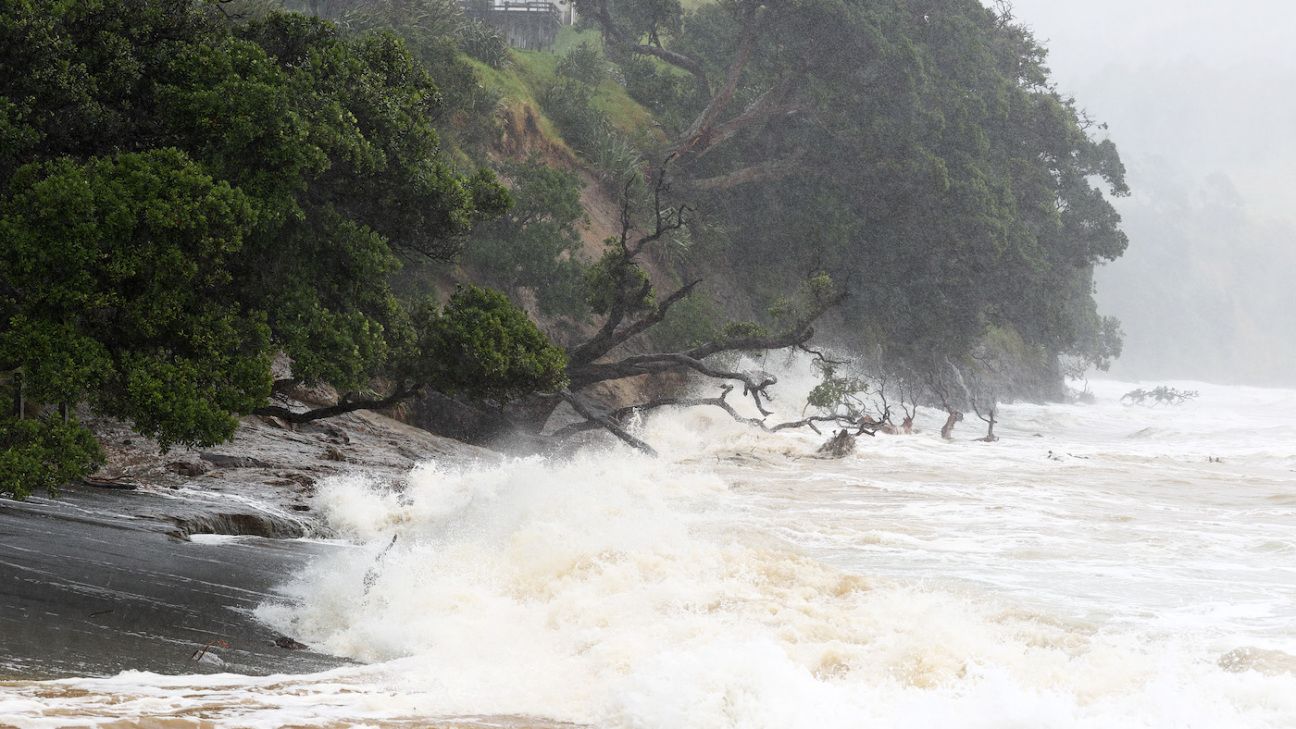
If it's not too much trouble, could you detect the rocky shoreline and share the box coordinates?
[0,407,493,679]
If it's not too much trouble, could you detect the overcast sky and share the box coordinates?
[1009,0,1295,75]
[1006,0,1296,221]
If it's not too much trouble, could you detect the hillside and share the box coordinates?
[0,0,1135,491]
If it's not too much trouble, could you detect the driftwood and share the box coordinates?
[362,533,400,594]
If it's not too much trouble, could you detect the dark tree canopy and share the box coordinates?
[0,0,560,495]
[0,0,1139,490]
[581,0,1129,392]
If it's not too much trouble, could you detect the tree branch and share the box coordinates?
[552,385,765,438]
[559,389,658,456]
[567,168,695,369]
[553,385,882,444]
[676,75,804,164]
[574,278,702,367]
[579,0,711,97]
[686,153,807,192]
[687,289,847,360]
[671,3,762,157]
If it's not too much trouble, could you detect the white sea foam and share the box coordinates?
[4,375,1296,728]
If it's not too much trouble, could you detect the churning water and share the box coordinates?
[3,378,1295,728]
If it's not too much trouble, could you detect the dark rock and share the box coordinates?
[273,635,308,650]
[82,477,138,491]
[166,511,309,540]
[168,460,213,477]
[323,445,347,462]
[0,485,348,678]
[199,452,274,469]
[296,421,351,443]
[272,472,316,488]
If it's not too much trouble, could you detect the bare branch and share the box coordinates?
[553,385,875,443]
[571,352,777,415]
[568,166,697,368]
[797,343,845,366]
[552,385,766,438]
[568,278,701,368]
[559,389,659,456]
[690,89,803,161]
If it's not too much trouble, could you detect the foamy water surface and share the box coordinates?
[3,378,1295,728]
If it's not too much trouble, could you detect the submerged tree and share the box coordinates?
[1121,387,1200,406]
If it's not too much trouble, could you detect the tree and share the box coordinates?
[255,285,569,424]
[581,0,1131,399]
[1,150,270,449]
[460,159,590,317]
[0,417,104,500]
[528,169,855,453]
[0,1,542,495]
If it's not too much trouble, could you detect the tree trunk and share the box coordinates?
[940,410,963,440]
[979,414,998,442]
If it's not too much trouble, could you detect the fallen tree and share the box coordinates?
[530,165,865,453]
[250,162,859,454]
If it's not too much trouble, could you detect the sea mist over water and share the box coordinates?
[1006,0,1296,386]
[7,373,1294,728]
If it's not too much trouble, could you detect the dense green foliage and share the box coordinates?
[462,160,589,316]
[0,416,104,500]
[1,150,269,448]
[0,0,1137,491]
[581,0,1130,396]
[400,285,569,400]
[0,0,563,495]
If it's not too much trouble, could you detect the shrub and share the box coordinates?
[460,19,508,68]
[0,416,105,500]
[556,41,606,85]
[463,159,590,317]
[539,80,642,185]
[405,286,569,401]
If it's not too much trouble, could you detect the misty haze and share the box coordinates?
[1012,0,1296,385]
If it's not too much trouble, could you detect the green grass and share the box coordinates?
[472,38,661,144]
[551,26,602,55]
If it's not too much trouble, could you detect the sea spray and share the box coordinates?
[4,379,1296,728]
